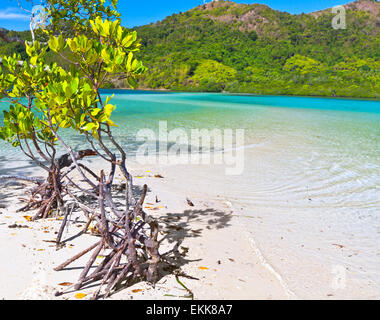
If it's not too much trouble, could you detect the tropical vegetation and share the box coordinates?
[0,0,379,98]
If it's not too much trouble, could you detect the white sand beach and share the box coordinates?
[0,159,289,300]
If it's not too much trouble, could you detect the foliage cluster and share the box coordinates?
[135,0,380,98]
[1,0,379,98]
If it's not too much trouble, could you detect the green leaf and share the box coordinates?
[126,52,133,70]
[82,122,97,131]
[126,77,137,89]
[122,35,134,48]
[60,120,71,128]
[106,119,117,127]
[114,52,125,65]
[89,20,98,34]
[105,94,114,105]
[58,34,65,50]
[103,20,110,36]
[104,104,115,116]
[49,36,59,52]
[70,78,79,94]
[91,108,102,116]
[101,48,111,63]
[67,38,78,52]
[30,56,38,65]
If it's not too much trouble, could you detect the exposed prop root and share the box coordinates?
[12,149,98,220]
[1,147,160,299]
[53,171,160,299]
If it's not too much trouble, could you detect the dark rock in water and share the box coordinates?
[0,204,7,209]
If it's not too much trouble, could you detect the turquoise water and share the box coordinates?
[1,91,380,298]
[1,91,380,156]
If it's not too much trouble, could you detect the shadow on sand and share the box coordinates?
[106,206,233,298]
[66,183,232,282]
[156,207,232,277]
[0,156,44,209]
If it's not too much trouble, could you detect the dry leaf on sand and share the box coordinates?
[59,282,73,287]
[132,289,143,293]
[74,293,87,299]
[198,267,209,270]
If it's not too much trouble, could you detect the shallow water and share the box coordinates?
[1,91,379,298]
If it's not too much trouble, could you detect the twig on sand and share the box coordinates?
[175,274,194,300]
[53,241,101,271]
[56,204,74,248]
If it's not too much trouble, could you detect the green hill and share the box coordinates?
[0,0,379,98]
[135,0,380,98]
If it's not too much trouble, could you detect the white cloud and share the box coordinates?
[0,7,30,21]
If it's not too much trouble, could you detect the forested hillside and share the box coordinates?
[135,0,380,98]
[0,0,379,98]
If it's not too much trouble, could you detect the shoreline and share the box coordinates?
[103,88,380,102]
[0,160,289,300]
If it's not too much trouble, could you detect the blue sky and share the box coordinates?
[0,0,350,31]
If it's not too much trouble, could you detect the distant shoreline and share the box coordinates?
[101,88,380,102]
